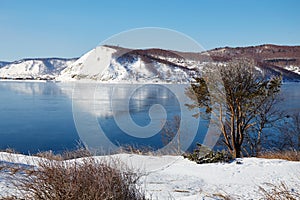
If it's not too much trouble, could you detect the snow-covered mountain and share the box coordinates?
[0,58,77,80]
[57,44,300,82]
[1,44,300,82]
[57,45,201,83]
[57,46,117,81]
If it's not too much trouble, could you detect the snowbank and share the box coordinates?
[0,152,299,199]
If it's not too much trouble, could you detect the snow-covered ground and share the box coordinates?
[0,152,299,199]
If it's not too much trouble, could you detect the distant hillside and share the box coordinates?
[0,58,77,80]
[207,44,300,80]
[1,44,300,82]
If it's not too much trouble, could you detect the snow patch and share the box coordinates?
[285,65,300,75]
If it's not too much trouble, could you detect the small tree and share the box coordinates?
[186,59,282,158]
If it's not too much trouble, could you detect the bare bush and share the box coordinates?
[5,156,145,200]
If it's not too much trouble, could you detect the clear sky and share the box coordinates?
[1,0,300,61]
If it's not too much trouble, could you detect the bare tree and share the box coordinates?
[294,112,300,150]
[245,90,284,156]
[186,59,282,158]
[161,115,181,154]
[278,111,300,150]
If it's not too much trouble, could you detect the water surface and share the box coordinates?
[0,81,299,154]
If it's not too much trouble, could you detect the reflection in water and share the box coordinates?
[72,83,205,154]
[97,85,181,148]
[280,83,300,114]
[0,81,63,96]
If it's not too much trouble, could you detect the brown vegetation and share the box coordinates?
[3,155,145,200]
[258,150,300,161]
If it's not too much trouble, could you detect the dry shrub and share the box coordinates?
[6,157,145,200]
[259,182,300,200]
[258,150,300,161]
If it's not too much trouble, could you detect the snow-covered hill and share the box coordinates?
[57,46,200,83]
[57,46,117,81]
[0,58,77,80]
[0,153,299,199]
[57,44,300,83]
[1,44,300,82]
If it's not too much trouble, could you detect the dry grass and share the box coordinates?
[115,145,156,156]
[0,148,19,154]
[259,182,300,200]
[205,181,300,200]
[34,150,64,161]
[208,192,233,200]
[258,150,300,161]
[3,156,145,200]
[114,143,182,156]
[34,148,92,161]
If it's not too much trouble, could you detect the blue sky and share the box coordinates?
[1,0,299,61]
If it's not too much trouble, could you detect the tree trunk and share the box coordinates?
[234,145,241,158]
[298,132,300,151]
